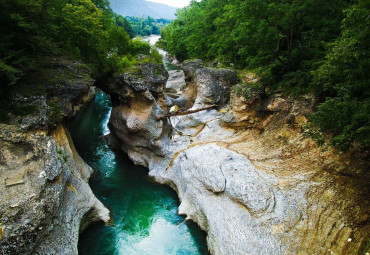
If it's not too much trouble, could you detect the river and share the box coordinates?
[71,35,208,254]
[143,34,179,71]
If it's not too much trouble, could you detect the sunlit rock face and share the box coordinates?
[107,61,370,255]
[170,60,204,109]
[0,59,109,255]
[165,144,306,255]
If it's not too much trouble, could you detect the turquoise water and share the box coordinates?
[70,92,209,255]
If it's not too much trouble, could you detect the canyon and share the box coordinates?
[104,58,369,255]
[0,55,368,255]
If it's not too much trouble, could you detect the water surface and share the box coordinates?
[144,34,180,71]
[71,92,208,254]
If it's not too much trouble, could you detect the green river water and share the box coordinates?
[70,91,209,254]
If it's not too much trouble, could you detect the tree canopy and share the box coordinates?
[126,16,171,37]
[311,0,370,150]
[0,0,149,90]
[161,0,370,151]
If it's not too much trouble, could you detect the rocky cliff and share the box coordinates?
[106,60,369,255]
[0,58,109,254]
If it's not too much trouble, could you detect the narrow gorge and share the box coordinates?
[101,38,369,254]
[1,38,369,255]
[1,0,369,254]
[0,37,368,255]
[72,91,208,254]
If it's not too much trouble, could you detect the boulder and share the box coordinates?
[105,63,168,106]
[183,59,204,82]
[165,70,186,94]
[106,63,172,166]
[194,68,238,107]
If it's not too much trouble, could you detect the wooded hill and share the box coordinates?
[126,16,171,36]
[109,0,177,20]
[160,0,370,151]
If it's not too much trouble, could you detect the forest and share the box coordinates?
[0,0,157,88]
[0,0,368,151]
[160,0,370,151]
[126,16,171,37]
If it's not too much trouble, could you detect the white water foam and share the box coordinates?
[115,217,200,255]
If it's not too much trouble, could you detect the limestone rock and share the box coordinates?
[165,70,186,94]
[110,63,168,101]
[171,62,239,109]
[0,124,109,255]
[164,144,306,255]
[5,58,96,130]
[0,57,109,255]
[5,172,24,187]
[183,59,204,82]
[105,63,173,167]
[106,58,369,255]
[194,68,239,107]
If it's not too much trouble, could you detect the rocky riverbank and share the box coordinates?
[0,58,109,254]
[105,59,369,255]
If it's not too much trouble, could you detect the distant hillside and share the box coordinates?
[109,0,177,20]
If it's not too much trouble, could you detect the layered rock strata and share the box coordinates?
[0,59,109,255]
[107,60,369,255]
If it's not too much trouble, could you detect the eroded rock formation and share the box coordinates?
[106,60,369,255]
[0,58,109,254]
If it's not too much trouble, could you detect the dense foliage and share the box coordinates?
[161,0,369,151]
[126,16,171,36]
[310,0,370,151]
[113,13,136,38]
[0,0,152,92]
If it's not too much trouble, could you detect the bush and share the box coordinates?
[118,56,133,71]
[232,82,263,100]
[47,100,64,124]
[149,48,163,64]
[130,38,151,55]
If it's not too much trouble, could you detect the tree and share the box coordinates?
[0,0,60,89]
[311,0,370,150]
[161,0,369,150]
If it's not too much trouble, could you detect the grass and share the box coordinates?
[361,238,370,255]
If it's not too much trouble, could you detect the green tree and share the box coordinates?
[113,13,135,38]
[0,0,148,94]
[161,0,369,150]
[0,0,61,88]
[311,0,370,150]
[126,16,171,37]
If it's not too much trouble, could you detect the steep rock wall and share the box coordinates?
[0,58,110,254]
[107,60,369,255]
